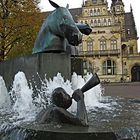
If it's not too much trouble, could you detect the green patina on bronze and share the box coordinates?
[32,0,92,54]
[32,0,82,54]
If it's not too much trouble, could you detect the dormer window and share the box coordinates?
[127,29,130,35]
[130,47,133,54]
[103,8,106,14]
[116,6,120,11]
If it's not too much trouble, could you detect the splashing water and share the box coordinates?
[71,72,103,109]
[0,76,11,109]
[9,72,37,122]
[0,71,104,123]
[0,72,140,140]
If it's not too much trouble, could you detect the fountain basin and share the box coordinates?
[0,124,117,140]
[0,97,140,140]
[0,72,140,140]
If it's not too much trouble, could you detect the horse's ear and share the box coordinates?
[49,0,60,8]
[66,4,69,9]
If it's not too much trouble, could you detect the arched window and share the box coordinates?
[108,19,111,26]
[97,9,100,15]
[104,19,107,26]
[90,9,93,16]
[103,60,116,75]
[111,40,117,50]
[98,19,101,26]
[94,20,97,26]
[90,20,94,27]
[94,9,97,16]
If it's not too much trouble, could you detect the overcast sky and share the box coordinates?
[39,0,140,51]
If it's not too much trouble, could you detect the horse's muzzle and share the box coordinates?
[68,33,82,46]
[60,24,82,46]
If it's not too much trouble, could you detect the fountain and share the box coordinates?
[0,72,140,140]
[0,76,11,109]
[0,0,140,139]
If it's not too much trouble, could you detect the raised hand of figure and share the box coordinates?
[72,89,84,102]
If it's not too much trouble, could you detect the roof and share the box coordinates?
[124,12,138,39]
[69,8,82,22]
[42,8,82,22]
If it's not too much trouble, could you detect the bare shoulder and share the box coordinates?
[52,106,66,113]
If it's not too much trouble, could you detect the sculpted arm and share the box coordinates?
[72,89,88,126]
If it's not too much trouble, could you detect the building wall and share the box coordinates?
[76,0,140,82]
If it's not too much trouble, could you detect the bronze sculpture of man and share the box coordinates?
[36,87,88,126]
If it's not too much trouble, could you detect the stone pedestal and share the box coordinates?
[0,52,71,90]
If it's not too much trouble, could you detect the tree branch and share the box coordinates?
[5,37,21,49]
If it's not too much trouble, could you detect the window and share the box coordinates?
[83,61,93,74]
[104,19,107,26]
[112,7,115,13]
[130,47,133,54]
[94,9,97,16]
[116,6,120,11]
[97,9,100,15]
[127,29,130,35]
[98,19,101,26]
[92,0,97,4]
[111,40,117,50]
[100,40,106,50]
[108,19,111,26]
[85,20,88,24]
[94,20,97,26]
[90,9,93,16]
[87,40,93,51]
[103,60,116,75]
[90,20,94,27]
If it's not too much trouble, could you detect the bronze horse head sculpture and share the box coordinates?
[33,0,84,53]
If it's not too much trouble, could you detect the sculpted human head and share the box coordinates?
[52,87,72,109]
